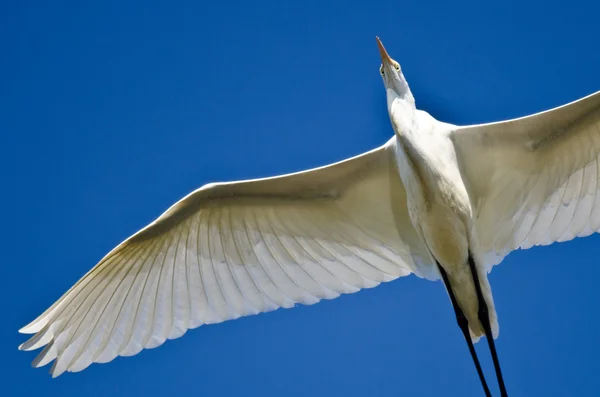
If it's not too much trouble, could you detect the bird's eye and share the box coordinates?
[394,64,400,71]
[380,66,385,76]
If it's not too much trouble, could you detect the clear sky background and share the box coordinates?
[3,1,600,396]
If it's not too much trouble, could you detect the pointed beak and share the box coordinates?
[376,37,393,66]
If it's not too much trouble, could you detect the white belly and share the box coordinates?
[419,201,469,268]
[410,194,495,339]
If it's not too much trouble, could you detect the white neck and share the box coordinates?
[388,93,466,220]
[388,92,436,214]
[387,90,417,139]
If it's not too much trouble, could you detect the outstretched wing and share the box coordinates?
[19,137,433,377]
[452,90,600,269]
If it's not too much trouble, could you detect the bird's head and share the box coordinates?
[377,37,414,106]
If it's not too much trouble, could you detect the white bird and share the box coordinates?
[19,37,600,396]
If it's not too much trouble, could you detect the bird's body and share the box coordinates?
[19,37,600,396]
[389,91,495,340]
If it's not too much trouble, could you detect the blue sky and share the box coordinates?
[3,0,600,396]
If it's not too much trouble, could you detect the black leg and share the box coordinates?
[436,262,492,397]
[468,255,509,397]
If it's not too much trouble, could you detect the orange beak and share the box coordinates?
[376,36,393,65]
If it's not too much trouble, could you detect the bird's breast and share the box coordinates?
[394,130,473,268]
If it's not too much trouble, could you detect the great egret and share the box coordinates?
[19,37,600,396]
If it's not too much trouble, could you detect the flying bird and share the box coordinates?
[19,37,600,397]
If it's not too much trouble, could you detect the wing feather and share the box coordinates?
[453,90,600,267]
[19,137,432,376]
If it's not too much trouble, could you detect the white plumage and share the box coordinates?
[20,139,434,377]
[19,38,600,395]
[454,90,600,268]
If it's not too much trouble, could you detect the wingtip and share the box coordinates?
[19,318,45,334]
[49,362,59,378]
